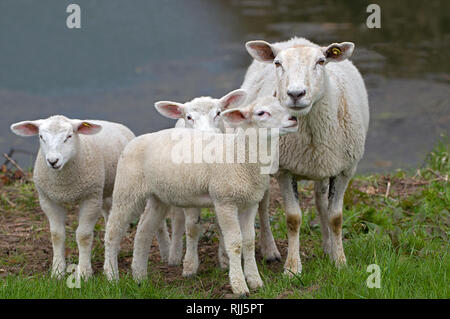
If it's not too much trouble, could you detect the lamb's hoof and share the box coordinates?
[103,265,119,282]
[247,276,264,290]
[182,260,199,277]
[231,285,250,297]
[333,254,347,268]
[283,257,302,277]
[263,253,282,263]
[132,269,147,283]
[182,270,197,278]
[77,266,93,280]
[50,268,66,280]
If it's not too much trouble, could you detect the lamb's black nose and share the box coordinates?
[287,90,306,101]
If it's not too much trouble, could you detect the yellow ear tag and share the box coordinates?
[332,47,341,56]
[82,122,91,127]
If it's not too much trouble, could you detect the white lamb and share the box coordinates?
[10,115,135,278]
[151,89,247,266]
[242,37,370,274]
[103,94,298,295]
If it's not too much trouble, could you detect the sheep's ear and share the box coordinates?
[323,42,354,63]
[73,121,102,135]
[154,101,185,119]
[221,108,250,124]
[245,40,278,63]
[10,120,43,136]
[219,89,247,110]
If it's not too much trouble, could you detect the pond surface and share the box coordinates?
[0,0,449,173]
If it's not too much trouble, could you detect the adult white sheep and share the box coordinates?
[103,94,298,295]
[242,37,369,274]
[10,115,135,278]
[151,89,247,267]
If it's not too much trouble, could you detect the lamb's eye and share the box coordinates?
[216,110,221,116]
[257,111,268,117]
[274,61,282,68]
[64,135,72,142]
[317,58,325,66]
[39,135,43,139]
[186,115,193,121]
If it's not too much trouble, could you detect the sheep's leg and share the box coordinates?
[155,205,171,263]
[214,203,249,296]
[217,224,229,269]
[76,195,102,279]
[326,168,354,267]
[277,172,302,276]
[182,208,202,277]
[39,193,67,278]
[132,197,170,281]
[258,188,281,262]
[104,193,147,281]
[102,197,112,226]
[168,207,185,266]
[239,205,263,290]
[314,180,331,256]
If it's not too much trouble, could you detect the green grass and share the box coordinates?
[0,138,448,298]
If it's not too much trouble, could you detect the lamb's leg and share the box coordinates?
[277,172,302,276]
[76,195,102,279]
[168,207,185,266]
[38,193,67,278]
[182,208,202,277]
[326,167,355,267]
[155,210,171,263]
[239,204,263,290]
[217,224,228,269]
[102,197,112,226]
[132,197,170,281]
[214,203,249,296]
[104,193,147,281]
[314,180,331,256]
[258,188,281,262]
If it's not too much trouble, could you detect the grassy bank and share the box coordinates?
[0,140,448,298]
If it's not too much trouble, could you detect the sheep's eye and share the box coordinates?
[216,110,221,116]
[186,115,193,121]
[39,135,43,140]
[317,58,325,66]
[257,111,269,117]
[274,61,282,68]
[64,135,72,142]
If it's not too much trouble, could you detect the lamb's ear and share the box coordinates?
[154,101,185,119]
[245,40,278,63]
[73,121,102,135]
[219,89,247,111]
[221,107,250,124]
[10,120,43,136]
[323,42,354,63]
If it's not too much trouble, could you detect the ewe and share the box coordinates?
[242,37,369,274]
[10,115,135,278]
[103,95,298,295]
[150,90,247,266]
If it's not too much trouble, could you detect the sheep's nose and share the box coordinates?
[287,89,306,101]
[47,158,59,167]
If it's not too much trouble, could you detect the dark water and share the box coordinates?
[0,0,449,172]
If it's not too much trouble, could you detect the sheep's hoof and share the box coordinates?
[261,245,282,263]
[50,268,66,280]
[283,258,302,277]
[334,254,347,268]
[247,276,264,290]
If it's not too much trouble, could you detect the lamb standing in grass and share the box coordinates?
[152,89,247,266]
[242,37,369,274]
[103,94,298,295]
[10,115,135,278]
